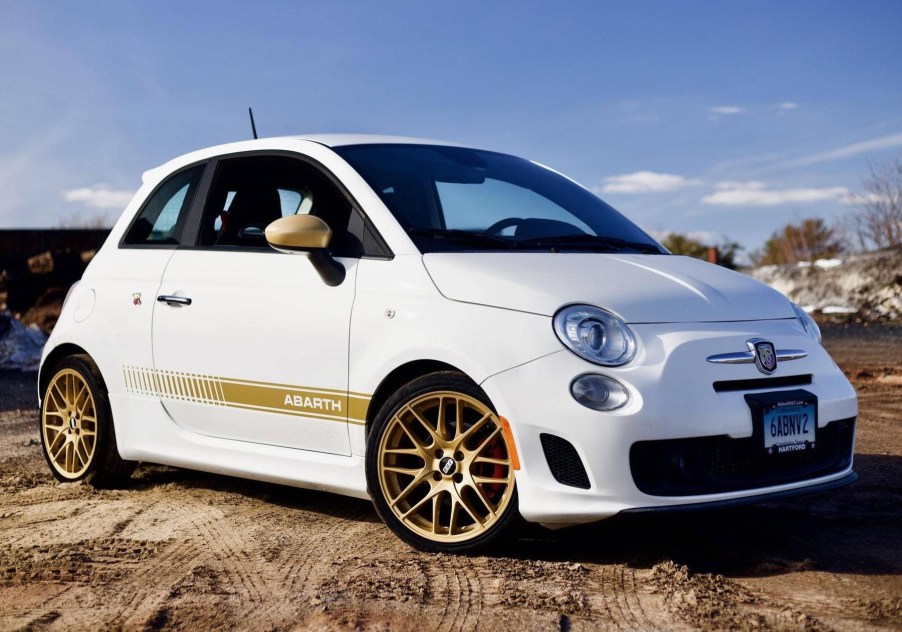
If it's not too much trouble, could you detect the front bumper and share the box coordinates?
[621,471,857,514]
[480,319,858,526]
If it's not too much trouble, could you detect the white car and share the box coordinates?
[38,135,858,552]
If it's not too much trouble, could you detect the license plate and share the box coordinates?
[762,399,816,454]
[744,389,817,456]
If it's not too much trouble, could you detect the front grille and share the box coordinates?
[540,433,591,489]
[713,374,812,392]
[630,418,855,496]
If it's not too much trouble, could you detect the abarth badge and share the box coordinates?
[752,339,777,374]
[132,293,142,306]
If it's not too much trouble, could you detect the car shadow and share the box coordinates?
[506,452,901,577]
[127,463,381,524]
[123,453,900,576]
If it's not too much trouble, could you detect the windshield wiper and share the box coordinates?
[407,228,514,249]
[514,234,663,254]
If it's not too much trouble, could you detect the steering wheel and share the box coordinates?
[484,217,523,236]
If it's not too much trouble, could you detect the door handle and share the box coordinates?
[157,295,192,306]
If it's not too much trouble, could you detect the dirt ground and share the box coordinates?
[0,324,899,631]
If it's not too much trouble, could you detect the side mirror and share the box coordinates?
[264,215,332,253]
[264,215,345,287]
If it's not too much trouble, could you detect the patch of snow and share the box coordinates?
[0,312,47,371]
[745,246,902,321]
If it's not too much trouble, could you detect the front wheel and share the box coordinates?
[366,372,519,553]
[40,354,136,487]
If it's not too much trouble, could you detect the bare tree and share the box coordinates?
[57,212,114,229]
[845,156,902,251]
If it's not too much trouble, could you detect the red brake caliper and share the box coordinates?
[480,434,507,500]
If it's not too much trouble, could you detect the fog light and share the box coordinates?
[570,374,630,411]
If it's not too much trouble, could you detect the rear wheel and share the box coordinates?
[366,372,519,553]
[40,355,135,487]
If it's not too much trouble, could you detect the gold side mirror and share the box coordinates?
[265,215,332,253]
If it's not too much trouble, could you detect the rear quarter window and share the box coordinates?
[123,164,206,246]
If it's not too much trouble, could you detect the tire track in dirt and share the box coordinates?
[107,501,148,537]
[448,553,480,632]
[460,556,485,632]
[430,554,466,632]
[620,566,668,630]
[108,495,211,630]
[592,564,661,630]
[123,487,290,630]
[281,508,364,601]
[597,565,631,630]
[110,540,199,629]
[0,586,71,631]
[195,507,269,606]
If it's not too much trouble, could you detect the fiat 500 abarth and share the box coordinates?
[38,135,858,552]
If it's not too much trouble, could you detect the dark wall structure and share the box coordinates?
[0,229,111,316]
[0,229,111,260]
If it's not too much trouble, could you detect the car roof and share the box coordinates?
[142,134,468,183]
[299,134,465,148]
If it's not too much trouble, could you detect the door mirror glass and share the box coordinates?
[265,215,332,253]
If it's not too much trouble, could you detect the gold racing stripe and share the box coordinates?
[122,366,370,425]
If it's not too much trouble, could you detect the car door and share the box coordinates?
[111,161,208,393]
[150,153,364,455]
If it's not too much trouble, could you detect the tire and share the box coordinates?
[39,354,136,488]
[366,371,520,553]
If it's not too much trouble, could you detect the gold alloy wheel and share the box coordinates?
[42,368,98,479]
[377,391,516,543]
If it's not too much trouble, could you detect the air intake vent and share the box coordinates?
[713,374,812,392]
[540,434,591,489]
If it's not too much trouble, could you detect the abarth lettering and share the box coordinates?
[284,394,342,412]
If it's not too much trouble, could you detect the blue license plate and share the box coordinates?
[762,398,816,454]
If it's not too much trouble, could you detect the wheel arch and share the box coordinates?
[39,343,93,404]
[365,359,478,434]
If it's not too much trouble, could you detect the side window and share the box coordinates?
[196,155,366,257]
[123,164,205,245]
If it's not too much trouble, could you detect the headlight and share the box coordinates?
[553,305,637,366]
[791,302,821,343]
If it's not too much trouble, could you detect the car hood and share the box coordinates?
[422,253,795,323]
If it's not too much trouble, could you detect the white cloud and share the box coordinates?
[778,102,798,110]
[783,132,902,167]
[709,106,744,115]
[702,182,850,206]
[715,180,766,190]
[838,192,889,206]
[62,185,135,209]
[599,171,702,194]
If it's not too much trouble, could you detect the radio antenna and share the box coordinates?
[248,107,258,139]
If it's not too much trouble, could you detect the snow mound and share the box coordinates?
[0,312,47,371]
[748,247,902,321]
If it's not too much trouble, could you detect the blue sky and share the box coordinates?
[2,1,901,256]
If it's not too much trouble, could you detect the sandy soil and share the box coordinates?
[0,325,899,631]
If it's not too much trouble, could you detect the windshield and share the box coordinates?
[334,144,665,254]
